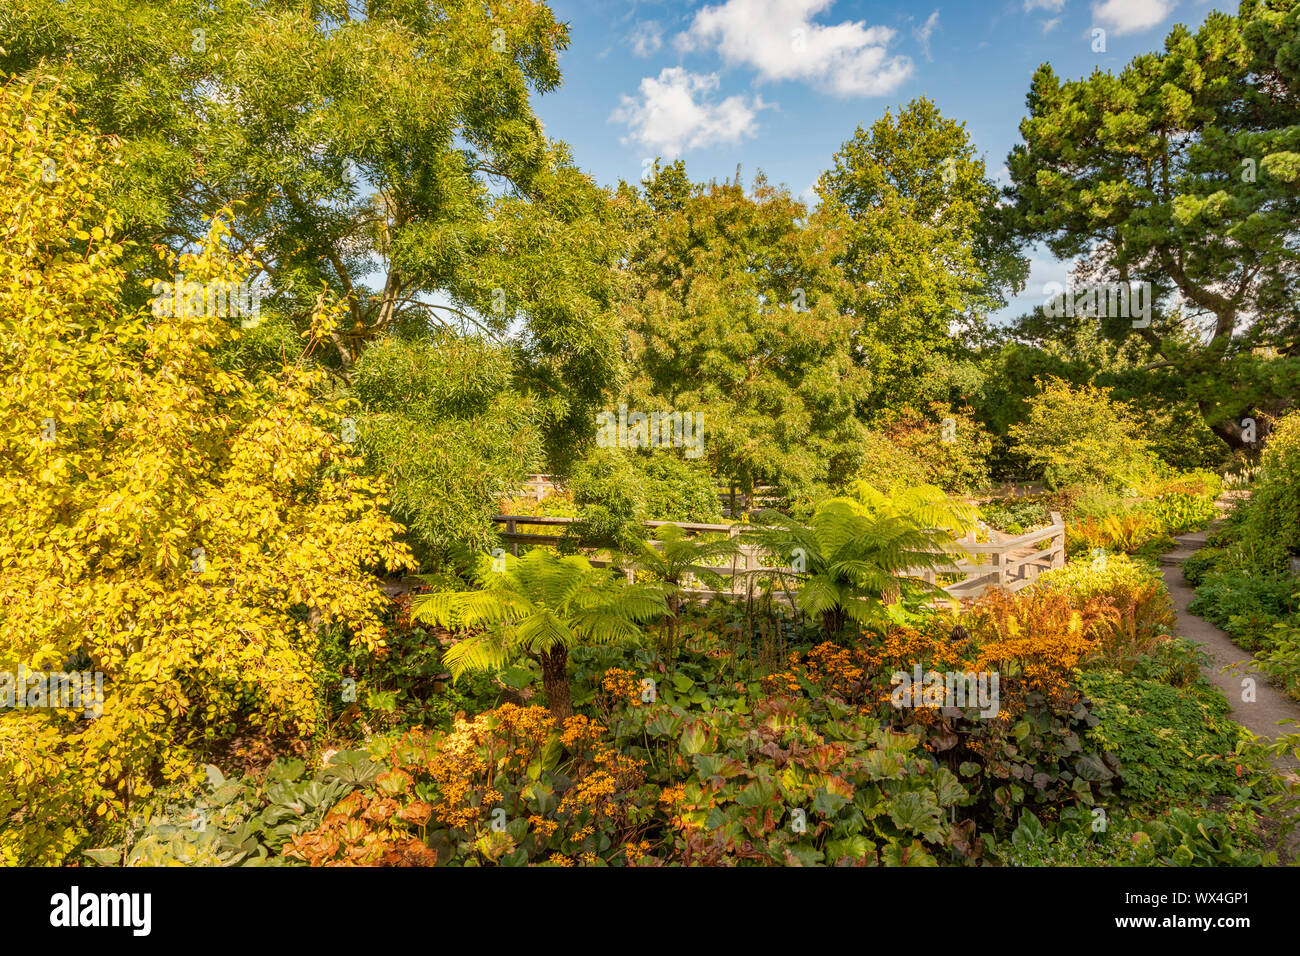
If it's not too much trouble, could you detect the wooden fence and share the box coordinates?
[492,512,1066,603]
[514,474,781,517]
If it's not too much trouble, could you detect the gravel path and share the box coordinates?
[1158,530,1300,770]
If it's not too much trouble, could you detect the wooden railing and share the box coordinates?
[512,474,782,517]
[492,512,1067,603]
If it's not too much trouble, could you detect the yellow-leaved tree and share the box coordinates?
[0,82,414,864]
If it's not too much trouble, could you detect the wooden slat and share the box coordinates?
[491,513,1072,602]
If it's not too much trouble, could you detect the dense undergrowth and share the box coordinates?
[1186,411,1300,701]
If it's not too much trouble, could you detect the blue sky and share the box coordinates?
[529,0,1225,321]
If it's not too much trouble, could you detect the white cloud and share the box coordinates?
[798,179,821,207]
[611,67,768,157]
[1024,0,1066,12]
[628,21,663,57]
[1091,0,1176,35]
[678,0,913,97]
[1041,16,1062,32]
[914,10,940,62]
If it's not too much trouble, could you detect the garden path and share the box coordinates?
[1158,528,1300,771]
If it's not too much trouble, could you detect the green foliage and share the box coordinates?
[1239,409,1300,573]
[1078,670,1245,806]
[316,612,499,736]
[1007,0,1300,444]
[1189,571,1299,650]
[859,404,993,495]
[410,549,666,717]
[351,333,546,565]
[564,448,648,552]
[1255,618,1300,700]
[1000,806,1267,867]
[1009,378,1157,490]
[4,0,630,488]
[819,97,1028,409]
[624,525,736,604]
[854,431,931,497]
[1182,547,1226,587]
[635,455,723,523]
[619,168,868,499]
[611,691,973,865]
[84,757,370,866]
[563,449,724,552]
[742,486,970,638]
[979,498,1050,534]
[1138,491,1219,535]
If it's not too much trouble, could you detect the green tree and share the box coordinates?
[411,550,665,718]
[1008,379,1157,490]
[818,97,1029,412]
[3,0,630,561]
[619,166,869,502]
[1007,0,1300,447]
[349,332,546,565]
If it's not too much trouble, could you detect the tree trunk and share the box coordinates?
[539,646,572,721]
[1208,416,1253,453]
[821,607,846,640]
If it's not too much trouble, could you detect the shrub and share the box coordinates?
[565,448,648,552]
[979,498,1050,534]
[0,87,412,865]
[1035,554,1177,669]
[1067,514,1173,558]
[1188,571,1299,651]
[1182,547,1226,587]
[1067,483,1135,522]
[85,757,370,867]
[869,404,993,495]
[1239,410,1300,573]
[855,430,930,496]
[564,449,723,551]
[967,587,1114,708]
[1001,805,1267,867]
[1139,492,1219,534]
[1255,619,1300,701]
[289,707,660,867]
[635,455,724,522]
[1008,378,1158,490]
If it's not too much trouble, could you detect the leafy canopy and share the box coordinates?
[1007,0,1300,445]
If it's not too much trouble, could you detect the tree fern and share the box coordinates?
[744,489,968,638]
[411,548,666,717]
[619,524,740,671]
